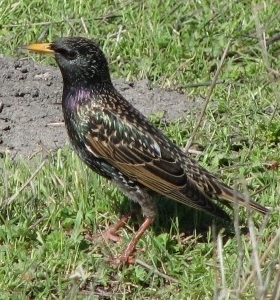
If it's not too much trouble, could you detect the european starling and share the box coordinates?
[23,37,269,264]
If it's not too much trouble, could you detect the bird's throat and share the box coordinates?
[62,86,94,113]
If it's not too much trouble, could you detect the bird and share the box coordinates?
[23,37,269,264]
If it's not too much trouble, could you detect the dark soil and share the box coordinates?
[0,57,204,158]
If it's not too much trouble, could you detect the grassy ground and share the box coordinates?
[1,1,280,299]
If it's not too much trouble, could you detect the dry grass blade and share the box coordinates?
[2,160,46,208]
[135,259,179,283]
[2,16,121,28]
[233,205,244,297]
[271,267,280,300]
[217,233,227,293]
[241,228,280,294]
[247,214,264,297]
[46,122,65,126]
[184,39,232,152]
[250,184,270,199]
[80,17,89,34]
[178,80,224,89]
[252,4,279,127]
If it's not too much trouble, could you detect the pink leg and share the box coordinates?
[111,217,155,265]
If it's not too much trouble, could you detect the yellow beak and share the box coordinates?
[22,43,54,55]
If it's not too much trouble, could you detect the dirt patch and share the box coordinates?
[0,57,204,158]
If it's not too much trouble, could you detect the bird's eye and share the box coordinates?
[56,48,77,60]
[66,50,77,60]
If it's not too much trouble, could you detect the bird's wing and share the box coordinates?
[83,105,231,220]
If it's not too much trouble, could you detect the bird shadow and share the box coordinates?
[115,196,248,246]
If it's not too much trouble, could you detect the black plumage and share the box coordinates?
[23,37,269,264]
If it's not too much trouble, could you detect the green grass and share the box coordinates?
[1,0,280,299]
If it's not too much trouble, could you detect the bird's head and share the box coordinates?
[23,37,112,88]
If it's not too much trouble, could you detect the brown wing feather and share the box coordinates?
[86,132,230,219]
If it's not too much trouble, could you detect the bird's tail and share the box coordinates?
[217,182,270,215]
[183,156,270,216]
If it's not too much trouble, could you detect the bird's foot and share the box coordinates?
[85,214,132,243]
[97,227,123,243]
[109,242,138,266]
[109,216,155,267]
